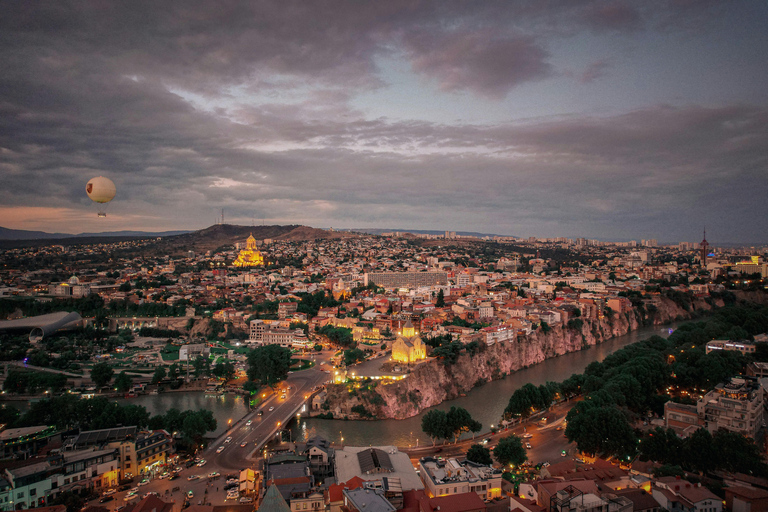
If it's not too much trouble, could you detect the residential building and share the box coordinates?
[651,478,722,512]
[334,447,423,492]
[697,377,764,439]
[418,457,502,501]
[364,272,448,289]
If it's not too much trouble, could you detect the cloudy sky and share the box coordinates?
[1,1,767,243]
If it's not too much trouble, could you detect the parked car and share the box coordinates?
[169,474,180,481]
[187,475,200,481]
[137,479,150,486]
[239,497,253,503]
[117,485,132,492]
[103,489,116,496]
[100,496,114,503]
[525,443,532,449]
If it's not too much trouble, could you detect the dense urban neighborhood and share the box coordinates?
[0,225,767,512]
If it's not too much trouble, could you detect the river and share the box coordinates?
[291,322,678,447]
[115,391,250,438]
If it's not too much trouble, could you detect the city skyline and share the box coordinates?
[1,1,767,243]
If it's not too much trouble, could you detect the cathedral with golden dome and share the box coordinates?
[391,318,426,364]
[232,234,264,267]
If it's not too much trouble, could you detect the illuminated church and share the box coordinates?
[233,234,264,267]
[391,318,426,364]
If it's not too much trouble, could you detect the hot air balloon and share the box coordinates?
[85,176,116,217]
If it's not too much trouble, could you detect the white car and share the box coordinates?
[245,420,252,426]
[137,479,150,486]
[196,459,207,467]
[522,433,533,439]
[187,475,200,481]
[208,471,220,478]
[124,495,138,502]
[239,497,253,503]
[103,489,116,496]
[216,446,225,453]
[269,406,274,411]
[225,436,232,443]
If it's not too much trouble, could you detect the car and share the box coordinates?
[158,472,169,479]
[542,462,551,467]
[129,488,139,495]
[269,406,274,411]
[217,446,225,453]
[561,450,568,457]
[208,472,220,479]
[138,479,150,486]
[287,386,291,390]
[225,436,232,443]
[240,441,248,448]
[175,466,183,473]
[169,474,180,481]
[100,496,115,503]
[257,411,263,416]
[525,443,532,449]
[142,492,159,499]
[239,497,253,503]
[103,489,117,496]
[522,433,533,438]
[196,460,207,467]
[226,493,239,500]
[245,420,252,426]
[187,475,200,481]
[117,485,132,492]
[124,495,139,502]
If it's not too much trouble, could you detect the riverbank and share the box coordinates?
[322,292,763,421]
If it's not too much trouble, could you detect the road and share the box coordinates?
[90,349,336,510]
[403,399,579,466]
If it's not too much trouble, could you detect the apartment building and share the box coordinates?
[697,377,764,439]
[418,456,502,501]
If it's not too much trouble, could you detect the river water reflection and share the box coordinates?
[292,322,677,447]
[116,391,249,438]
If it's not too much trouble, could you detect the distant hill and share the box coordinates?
[142,224,361,255]
[0,226,189,241]
[347,227,515,238]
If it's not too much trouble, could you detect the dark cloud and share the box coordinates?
[0,1,764,241]
[402,31,552,98]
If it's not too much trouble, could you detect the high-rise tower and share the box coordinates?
[700,229,709,267]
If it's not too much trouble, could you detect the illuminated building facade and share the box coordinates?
[391,319,426,364]
[233,234,264,267]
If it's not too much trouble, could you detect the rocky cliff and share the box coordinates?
[324,292,767,420]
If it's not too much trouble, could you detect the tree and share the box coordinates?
[466,444,492,465]
[421,409,450,445]
[181,409,217,446]
[505,383,542,419]
[247,344,291,386]
[90,362,114,389]
[114,371,133,392]
[446,406,482,444]
[565,406,637,460]
[493,435,527,467]
[343,348,366,366]
[435,289,445,308]
[168,363,181,380]
[151,366,167,385]
[213,360,236,381]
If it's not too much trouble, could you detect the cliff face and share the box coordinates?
[327,293,755,420]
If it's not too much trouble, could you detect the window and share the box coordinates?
[30,490,36,497]
[17,492,24,499]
